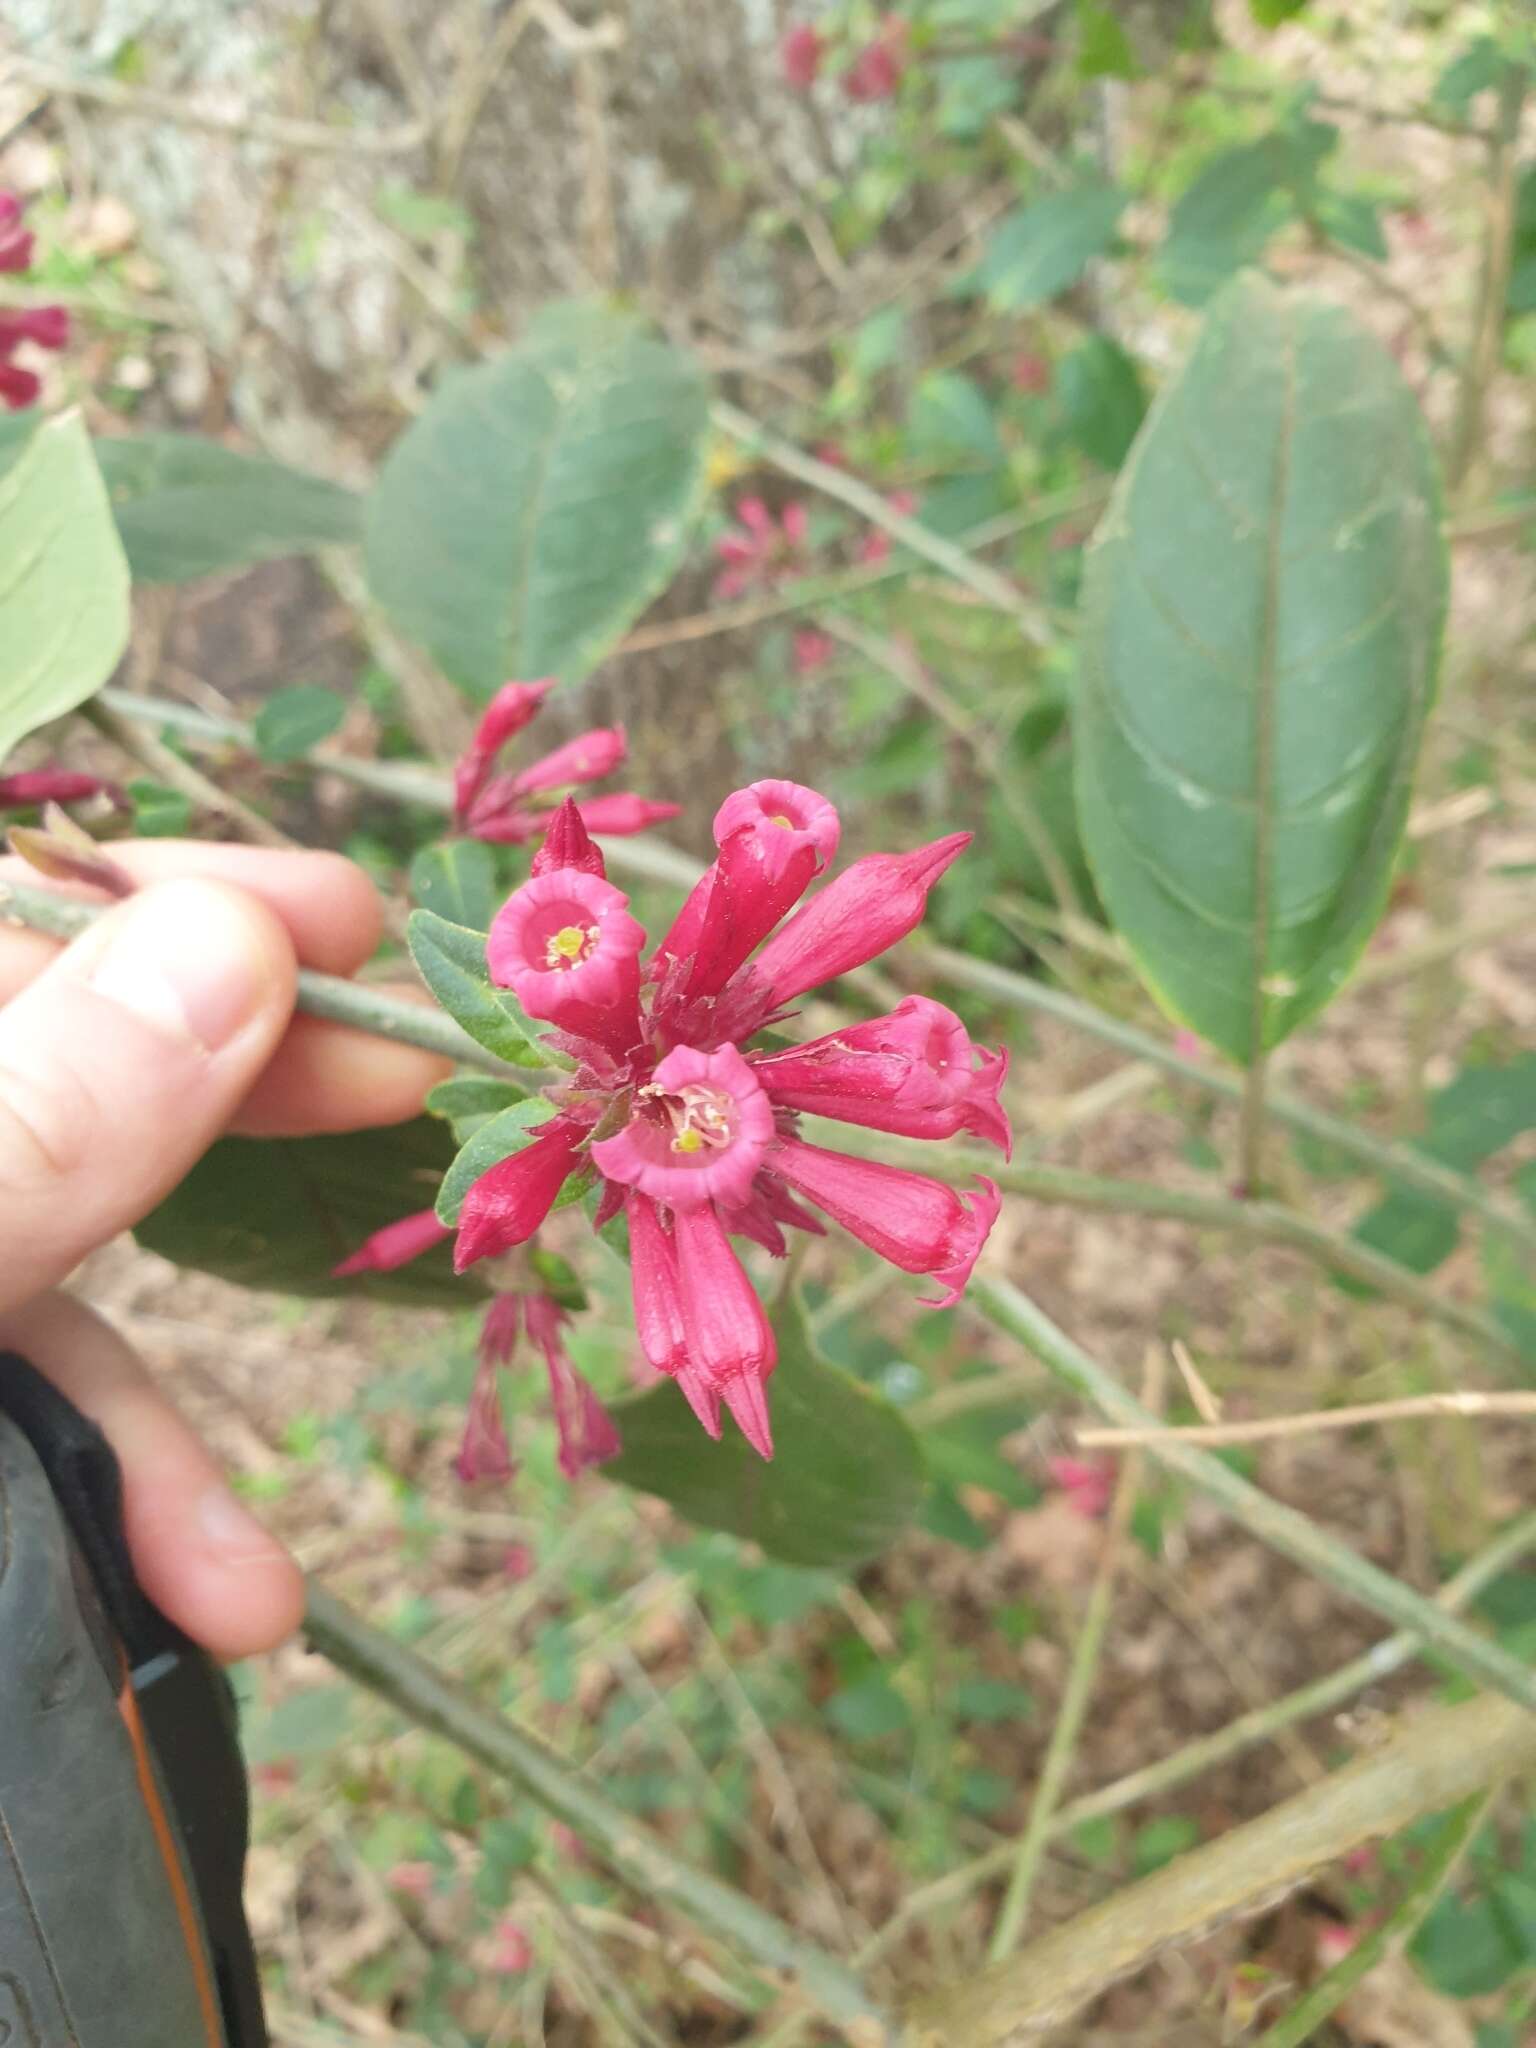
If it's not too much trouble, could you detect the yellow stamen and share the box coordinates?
[544,923,593,969]
[768,814,794,829]
[673,1128,705,1155]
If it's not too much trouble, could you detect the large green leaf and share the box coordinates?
[409,839,500,932]
[0,411,131,761]
[605,1293,928,1571]
[971,183,1125,311]
[134,1118,482,1308]
[1075,271,1447,1063]
[364,304,710,695]
[93,434,362,583]
[435,1100,560,1226]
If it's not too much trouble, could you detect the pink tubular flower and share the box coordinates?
[486,869,645,1054]
[750,995,1011,1156]
[0,768,122,811]
[793,628,836,676]
[714,496,809,601]
[768,1137,1000,1307]
[844,17,908,102]
[593,1043,775,1211]
[781,22,824,89]
[525,1294,621,1478]
[489,1920,533,1975]
[0,361,40,410]
[857,490,918,566]
[443,784,1007,1459]
[1047,1454,1116,1520]
[332,1207,452,1276]
[747,832,971,1008]
[456,1343,516,1483]
[450,678,679,845]
[0,192,69,409]
[454,1117,589,1270]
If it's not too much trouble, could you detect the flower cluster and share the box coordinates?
[333,1210,620,1485]
[451,678,680,846]
[713,496,808,601]
[0,192,69,411]
[450,782,1008,1461]
[781,16,909,101]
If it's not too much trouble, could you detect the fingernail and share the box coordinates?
[198,1483,287,1562]
[85,882,270,1052]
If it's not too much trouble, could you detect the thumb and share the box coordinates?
[0,878,296,1313]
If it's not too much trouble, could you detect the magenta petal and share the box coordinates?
[454,1121,585,1271]
[768,1137,999,1307]
[672,1205,776,1445]
[571,795,683,837]
[626,1193,689,1376]
[454,1356,515,1484]
[486,869,645,1053]
[593,1043,774,1211]
[453,678,555,821]
[532,795,607,878]
[0,769,120,810]
[478,1293,524,1367]
[752,994,1013,1156]
[511,726,628,798]
[745,832,971,1007]
[334,1208,452,1276]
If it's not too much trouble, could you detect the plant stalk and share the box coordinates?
[302,1582,889,2036]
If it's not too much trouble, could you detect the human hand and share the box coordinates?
[0,842,451,1659]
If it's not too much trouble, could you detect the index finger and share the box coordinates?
[0,841,387,978]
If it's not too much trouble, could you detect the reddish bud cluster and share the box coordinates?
[0,192,70,411]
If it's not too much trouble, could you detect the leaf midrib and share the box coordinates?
[1250,308,1298,1062]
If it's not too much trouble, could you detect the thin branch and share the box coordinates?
[5,54,430,155]
[972,1278,1536,1717]
[1446,59,1530,494]
[1081,1389,1536,1450]
[918,942,1536,1260]
[850,1148,1524,1373]
[301,1582,887,2035]
[905,1693,1536,2048]
[711,399,1054,649]
[84,699,295,850]
[1253,1788,1493,2048]
[988,1401,1146,1958]
[858,1508,1536,1967]
[0,880,531,1078]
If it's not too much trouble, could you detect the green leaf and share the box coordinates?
[908,371,1004,465]
[0,412,130,762]
[409,840,499,932]
[604,1291,928,1571]
[407,909,551,1069]
[127,778,193,837]
[365,303,709,695]
[1077,0,1137,77]
[0,407,39,482]
[93,435,361,583]
[1158,126,1334,306]
[1310,187,1388,260]
[1487,1167,1536,1369]
[244,1683,355,1765]
[1249,0,1310,24]
[1075,271,1447,1063]
[253,684,346,764]
[435,1100,558,1227]
[1055,335,1147,469]
[1352,1057,1536,1279]
[826,1677,912,1740]
[133,1118,481,1308]
[972,184,1125,312]
[425,1073,531,1144]
[1432,36,1509,117]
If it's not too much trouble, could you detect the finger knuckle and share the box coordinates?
[0,1054,97,1194]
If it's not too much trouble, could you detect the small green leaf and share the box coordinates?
[425,1073,531,1143]
[972,184,1125,312]
[604,1291,928,1571]
[253,684,346,764]
[1077,0,1137,77]
[1249,0,1310,24]
[1432,36,1509,117]
[1158,125,1334,306]
[826,1677,912,1740]
[1132,1814,1200,1876]
[0,412,130,762]
[244,1683,355,1765]
[1076,271,1447,1064]
[407,909,552,1068]
[435,1100,559,1227]
[908,370,1004,464]
[365,303,709,695]
[1055,335,1146,469]
[409,840,499,932]
[134,1118,480,1308]
[128,778,193,837]
[955,1677,1036,1723]
[93,434,361,583]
